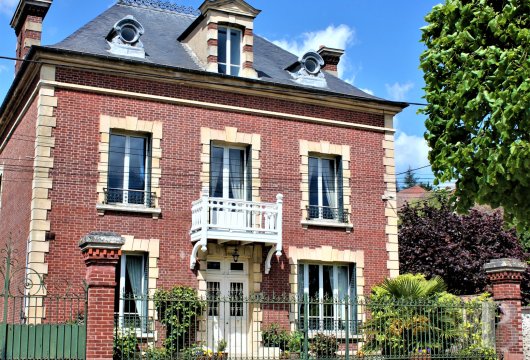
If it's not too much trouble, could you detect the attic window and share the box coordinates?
[107,15,145,59]
[287,51,327,88]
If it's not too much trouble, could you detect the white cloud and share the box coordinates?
[0,65,8,74]
[395,131,430,175]
[385,81,414,101]
[0,0,17,16]
[272,24,355,79]
[360,88,374,96]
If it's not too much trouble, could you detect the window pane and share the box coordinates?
[230,65,240,76]
[230,282,244,317]
[210,146,224,197]
[321,158,337,219]
[218,63,227,75]
[309,157,319,206]
[108,135,126,203]
[228,148,245,199]
[218,27,227,65]
[207,282,220,316]
[308,264,319,299]
[230,29,241,67]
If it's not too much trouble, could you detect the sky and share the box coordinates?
[0,0,442,187]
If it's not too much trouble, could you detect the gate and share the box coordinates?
[0,244,87,359]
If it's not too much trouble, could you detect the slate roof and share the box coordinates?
[47,2,391,102]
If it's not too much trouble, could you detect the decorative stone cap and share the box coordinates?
[10,0,52,32]
[79,231,125,252]
[484,258,527,274]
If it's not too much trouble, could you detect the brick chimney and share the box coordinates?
[317,46,344,77]
[10,0,52,73]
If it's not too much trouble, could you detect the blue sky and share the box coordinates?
[0,0,441,186]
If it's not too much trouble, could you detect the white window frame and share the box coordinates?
[108,131,151,206]
[218,26,242,76]
[309,155,339,219]
[211,144,248,200]
[299,263,355,334]
[117,253,149,331]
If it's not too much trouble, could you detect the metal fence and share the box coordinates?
[113,294,497,360]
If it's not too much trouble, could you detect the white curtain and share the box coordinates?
[229,149,244,200]
[211,147,223,198]
[337,266,348,321]
[126,256,145,322]
[322,160,337,218]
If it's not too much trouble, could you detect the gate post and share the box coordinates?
[80,232,125,360]
[485,258,527,360]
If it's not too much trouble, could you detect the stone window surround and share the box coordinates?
[96,115,162,218]
[299,140,353,231]
[287,246,365,329]
[200,126,261,201]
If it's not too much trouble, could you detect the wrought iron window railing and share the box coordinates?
[306,205,349,223]
[104,188,156,208]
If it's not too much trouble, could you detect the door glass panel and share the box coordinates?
[229,282,244,317]
[207,282,220,316]
[323,265,334,330]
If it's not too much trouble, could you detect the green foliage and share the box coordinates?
[217,339,227,353]
[458,343,497,360]
[143,346,169,360]
[180,344,204,360]
[363,274,495,357]
[261,323,290,349]
[113,330,138,360]
[373,274,447,299]
[287,331,303,353]
[154,286,206,353]
[420,0,530,227]
[309,333,338,358]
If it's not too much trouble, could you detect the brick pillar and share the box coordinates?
[80,232,125,360]
[485,258,527,360]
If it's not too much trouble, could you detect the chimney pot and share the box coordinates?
[317,46,345,77]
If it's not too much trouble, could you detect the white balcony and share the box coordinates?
[189,191,283,274]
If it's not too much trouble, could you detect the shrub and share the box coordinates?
[154,286,206,353]
[113,330,138,360]
[309,333,338,358]
[287,331,303,353]
[261,323,289,349]
[143,346,169,360]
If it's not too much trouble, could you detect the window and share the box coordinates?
[115,253,148,330]
[107,132,151,206]
[298,263,357,332]
[218,26,241,76]
[210,145,250,200]
[308,156,344,221]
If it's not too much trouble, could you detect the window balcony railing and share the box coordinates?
[104,188,156,208]
[306,205,349,223]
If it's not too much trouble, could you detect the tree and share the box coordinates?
[420,0,530,227]
[398,192,530,301]
[400,166,433,191]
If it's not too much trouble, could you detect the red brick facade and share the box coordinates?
[34,67,387,296]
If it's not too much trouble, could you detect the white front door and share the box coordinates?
[205,261,249,356]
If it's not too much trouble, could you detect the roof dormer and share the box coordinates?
[179,0,260,79]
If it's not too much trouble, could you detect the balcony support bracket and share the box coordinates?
[190,241,208,270]
[265,246,282,275]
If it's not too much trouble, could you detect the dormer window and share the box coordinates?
[106,15,145,59]
[218,26,241,76]
[286,51,328,88]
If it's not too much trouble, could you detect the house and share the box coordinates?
[396,185,430,209]
[0,0,407,355]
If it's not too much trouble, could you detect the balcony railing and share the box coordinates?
[104,188,156,208]
[306,205,349,223]
[190,192,283,271]
[190,196,282,242]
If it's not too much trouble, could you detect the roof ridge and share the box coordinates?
[117,0,200,16]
